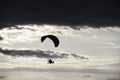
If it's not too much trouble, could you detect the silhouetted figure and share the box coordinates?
[48,59,54,64]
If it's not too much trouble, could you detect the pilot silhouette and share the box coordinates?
[48,59,54,64]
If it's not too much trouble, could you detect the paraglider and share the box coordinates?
[41,35,59,64]
[48,59,54,64]
[41,35,59,47]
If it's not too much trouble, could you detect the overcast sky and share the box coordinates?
[0,0,120,27]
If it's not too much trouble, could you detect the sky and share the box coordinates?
[0,25,120,80]
[0,0,120,80]
[0,25,120,56]
[0,0,120,27]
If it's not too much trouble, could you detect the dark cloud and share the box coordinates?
[0,36,3,40]
[0,0,120,27]
[0,76,6,79]
[107,78,120,80]
[71,53,88,60]
[0,48,88,59]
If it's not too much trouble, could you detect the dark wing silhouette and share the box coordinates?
[41,35,59,47]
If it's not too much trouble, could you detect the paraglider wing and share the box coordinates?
[41,35,59,47]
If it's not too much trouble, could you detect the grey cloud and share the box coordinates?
[0,76,6,79]
[1,0,120,29]
[109,63,120,66]
[104,63,120,68]
[0,48,88,59]
[1,67,119,74]
[71,53,88,60]
[107,78,120,80]
[1,1,120,27]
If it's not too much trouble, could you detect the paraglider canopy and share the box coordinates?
[41,35,59,47]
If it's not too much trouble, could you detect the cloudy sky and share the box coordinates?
[0,0,120,27]
[0,0,120,80]
[0,25,120,80]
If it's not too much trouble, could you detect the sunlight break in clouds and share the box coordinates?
[0,24,120,56]
[0,25,120,80]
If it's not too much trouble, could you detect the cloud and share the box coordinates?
[111,46,120,49]
[0,54,9,63]
[1,1,120,27]
[101,42,120,49]
[0,25,120,57]
[0,25,74,38]
[101,42,116,46]
[3,67,119,74]
[0,76,6,79]
[106,63,120,67]
[0,48,88,60]
[107,78,120,80]
[82,75,92,78]
[0,25,74,49]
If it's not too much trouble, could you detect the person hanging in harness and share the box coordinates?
[48,59,54,64]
